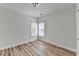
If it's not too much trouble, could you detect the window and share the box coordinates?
[30,22,45,37]
[31,23,38,36]
[39,23,45,37]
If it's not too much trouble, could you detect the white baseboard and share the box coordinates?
[0,39,36,50]
[39,39,76,52]
[0,38,76,52]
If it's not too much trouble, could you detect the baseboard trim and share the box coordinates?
[38,39,76,53]
[0,39,76,54]
[0,39,36,50]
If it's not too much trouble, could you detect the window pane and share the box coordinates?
[39,23,45,37]
[31,23,38,36]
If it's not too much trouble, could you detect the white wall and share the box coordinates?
[39,5,76,51]
[76,4,79,56]
[0,6,37,49]
[77,4,79,38]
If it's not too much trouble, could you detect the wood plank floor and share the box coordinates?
[0,40,76,56]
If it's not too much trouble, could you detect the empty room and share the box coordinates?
[0,3,76,56]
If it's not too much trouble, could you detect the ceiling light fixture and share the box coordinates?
[32,3,40,7]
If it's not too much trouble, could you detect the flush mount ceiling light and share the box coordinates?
[32,3,40,7]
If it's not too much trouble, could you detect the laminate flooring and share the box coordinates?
[0,40,76,56]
